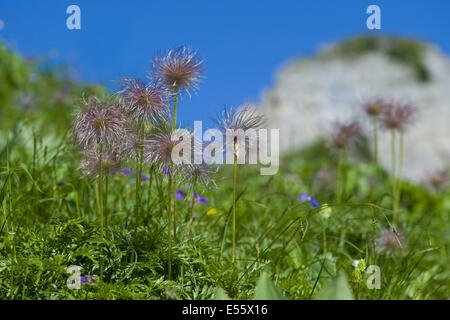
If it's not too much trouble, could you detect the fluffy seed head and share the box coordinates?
[425,170,448,190]
[213,105,265,159]
[380,103,415,132]
[376,229,405,252]
[144,125,191,171]
[118,78,171,125]
[152,46,205,96]
[179,164,218,188]
[214,105,265,132]
[123,131,152,160]
[362,98,389,118]
[73,96,130,149]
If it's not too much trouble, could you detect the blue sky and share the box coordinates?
[1,0,449,127]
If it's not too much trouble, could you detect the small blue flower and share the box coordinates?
[121,168,134,175]
[309,199,319,208]
[122,169,148,181]
[194,192,209,204]
[176,190,186,200]
[298,192,319,208]
[163,167,170,175]
[298,193,312,202]
[80,276,86,284]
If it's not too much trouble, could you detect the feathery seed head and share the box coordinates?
[118,78,171,125]
[214,105,265,132]
[213,105,265,159]
[376,229,405,252]
[79,148,122,178]
[179,163,218,188]
[73,96,130,149]
[362,98,390,118]
[380,103,415,132]
[152,46,205,96]
[330,121,360,149]
[425,170,448,190]
[144,125,191,171]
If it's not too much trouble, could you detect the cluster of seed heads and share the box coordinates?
[363,97,416,133]
[72,46,265,187]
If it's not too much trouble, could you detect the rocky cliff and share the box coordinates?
[262,36,450,181]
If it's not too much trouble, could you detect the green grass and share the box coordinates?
[0,125,448,299]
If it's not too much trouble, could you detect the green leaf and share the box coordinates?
[315,271,354,300]
[213,287,231,300]
[253,272,284,300]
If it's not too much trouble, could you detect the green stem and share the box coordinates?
[167,173,172,280]
[371,118,379,200]
[135,129,144,220]
[337,148,347,249]
[147,164,154,212]
[232,152,237,263]
[173,87,178,128]
[373,118,378,166]
[98,144,104,281]
[189,184,196,223]
[337,149,343,207]
[173,178,177,240]
[104,175,108,225]
[172,88,179,240]
[394,133,404,225]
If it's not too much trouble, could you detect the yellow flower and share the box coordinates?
[206,208,218,216]
[319,203,332,219]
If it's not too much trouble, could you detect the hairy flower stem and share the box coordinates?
[232,152,238,264]
[167,174,173,280]
[173,87,179,127]
[147,164,154,212]
[103,175,109,225]
[391,130,397,226]
[336,149,344,208]
[98,143,104,281]
[135,129,144,220]
[173,179,177,240]
[371,118,379,200]
[373,118,379,165]
[188,182,197,222]
[337,149,346,249]
[172,87,179,240]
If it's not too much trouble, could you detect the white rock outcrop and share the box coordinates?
[261,37,450,181]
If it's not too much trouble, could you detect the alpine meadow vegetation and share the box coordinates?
[0,41,449,300]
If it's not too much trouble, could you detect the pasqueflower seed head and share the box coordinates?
[73,96,130,149]
[151,46,205,96]
[118,78,171,125]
